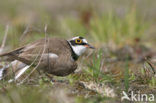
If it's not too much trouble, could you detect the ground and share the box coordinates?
[0,0,156,103]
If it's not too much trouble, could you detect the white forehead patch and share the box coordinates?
[71,36,79,40]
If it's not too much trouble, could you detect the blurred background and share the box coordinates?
[0,0,156,103]
[0,0,156,47]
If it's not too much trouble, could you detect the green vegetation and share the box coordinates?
[0,0,156,103]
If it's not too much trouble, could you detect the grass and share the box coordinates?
[90,9,146,44]
[0,85,50,103]
[124,58,130,92]
[0,0,156,103]
[94,9,147,45]
[60,7,148,46]
[86,49,114,83]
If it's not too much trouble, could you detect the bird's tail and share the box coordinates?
[0,64,10,80]
[0,65,30,82]
[0,60,30,82]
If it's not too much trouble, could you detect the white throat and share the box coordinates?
[71,45,87,56]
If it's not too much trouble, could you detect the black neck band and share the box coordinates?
[67,41,79,61]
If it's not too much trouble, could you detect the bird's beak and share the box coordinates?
[85,44,95,49]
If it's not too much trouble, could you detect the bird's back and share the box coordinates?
[0,37,73,64]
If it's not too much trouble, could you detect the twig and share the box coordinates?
[18,24,49,84]
[0,25,9,53]
[145,58,156,75]
[7,48,42,83]
[20,25,29,41]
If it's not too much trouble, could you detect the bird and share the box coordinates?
[0,36,94,81]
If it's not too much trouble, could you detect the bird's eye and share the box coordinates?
[75,39,82,44]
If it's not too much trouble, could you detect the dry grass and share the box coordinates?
[0,0,156,103]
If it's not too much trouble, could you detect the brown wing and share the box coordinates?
[0,46,28,62]
[0,37,77,76]
[0,38,47,63]
[0,38,72,65]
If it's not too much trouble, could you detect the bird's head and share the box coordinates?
[68,36,95,56]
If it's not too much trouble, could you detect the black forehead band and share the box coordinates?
[79,37,84,39]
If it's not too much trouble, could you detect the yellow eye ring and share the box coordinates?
[75,39,82,44]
